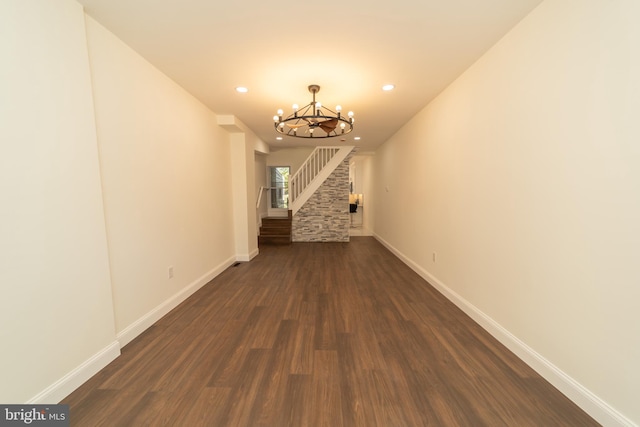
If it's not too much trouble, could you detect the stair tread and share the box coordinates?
[260,230,291,236]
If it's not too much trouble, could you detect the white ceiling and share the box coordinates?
[77,0,542,151]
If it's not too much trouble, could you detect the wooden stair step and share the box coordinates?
[262,219,291,226]
[260,228,291,236]
[259,215,292,246]
[261,224,291,230]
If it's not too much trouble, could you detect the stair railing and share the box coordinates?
[290,147,339,204]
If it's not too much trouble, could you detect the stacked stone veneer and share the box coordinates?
[292,157,351,242]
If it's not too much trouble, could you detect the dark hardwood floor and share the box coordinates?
[63,237,599,426]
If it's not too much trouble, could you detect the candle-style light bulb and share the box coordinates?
[273,115,279,122]
[277,109,284,117]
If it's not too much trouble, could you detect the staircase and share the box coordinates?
[256,146,354,245]
[289,146,354,215]
[258,210,292,245]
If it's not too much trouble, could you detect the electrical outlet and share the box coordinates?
[168,266,174,279]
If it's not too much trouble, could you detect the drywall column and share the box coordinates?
[219,115,267,261]
[230,132,251,260]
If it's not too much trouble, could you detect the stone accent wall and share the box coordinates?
[292,157,351,242]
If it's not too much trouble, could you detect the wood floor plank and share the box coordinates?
[309,350,343,427]
[216,348,272,426]
[279,374,311,427]
[246,320,298,426]
[289,302,315,375]
[62,237,599,426]
[180,387,231,426]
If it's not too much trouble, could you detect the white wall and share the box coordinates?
[373,0,640,425]
[267,147,315,173]
[84,16,237,341]
[0,0,117,403]
[0,0,262,404]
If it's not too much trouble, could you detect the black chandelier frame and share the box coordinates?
[273,85,354,139]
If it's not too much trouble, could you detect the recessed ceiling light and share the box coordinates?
[382,84,395,91]
[276,137,283,140]
[354,136,361,140]
[235,86,248,93]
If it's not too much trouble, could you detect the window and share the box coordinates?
[269,166,290,209]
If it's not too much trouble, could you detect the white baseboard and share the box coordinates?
[237,247,259,262]
[28,342,120,404]
[373,233,636,427]
[117,255,237,347]
[349,226,373,237]
[28,255,245,405]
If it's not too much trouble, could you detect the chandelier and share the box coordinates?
[273,85,354,138]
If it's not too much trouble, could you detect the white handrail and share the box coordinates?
[256,186,270,209]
